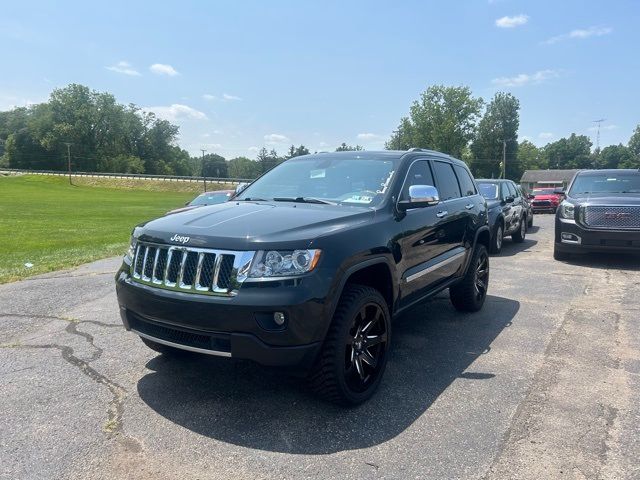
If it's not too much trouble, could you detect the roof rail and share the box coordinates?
[407,147,425,152]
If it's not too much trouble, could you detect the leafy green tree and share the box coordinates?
[335,142,363,151]
[470,92,520,179]
[228,157,262,179]
[98,154,145,173]
[542,134,593,169]
[256,147,281,173]
[517,140,547,172]
[599,144,637,169]
[386,85,483,158]
[628,124,640,159]
[286,144,310,158]
[201,153,228,178]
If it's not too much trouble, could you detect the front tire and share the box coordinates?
[512,216,526,243]
[553,244,570,261]
[308,285,390,406]
[450,244,490,312]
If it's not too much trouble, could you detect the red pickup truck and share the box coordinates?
[531,188,563,213]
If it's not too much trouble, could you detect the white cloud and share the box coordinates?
[145,104,207,121]
[106,61,141,76]
[544,26,612,45]
[203,143,222,149]
[264,133,290,144]
[495,14,529,29]
[357,133,383,141]
[539,132,554,139]
[492,69,559,87]
[203,93,242,102]
[149,63,179,76]
[248,146,260,153]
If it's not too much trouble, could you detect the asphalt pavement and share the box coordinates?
[1,214,639,480]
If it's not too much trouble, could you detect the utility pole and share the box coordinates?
[502,140,507,179]
[64,142,73,185]
[200,149,207,192]
[592,118,605,168]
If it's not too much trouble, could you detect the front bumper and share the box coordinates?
[115,263,331,372]
[555,217,640,254]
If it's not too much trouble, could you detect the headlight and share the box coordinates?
[125,236,138,262]
[249,249,321,278]
[559,200,575,219]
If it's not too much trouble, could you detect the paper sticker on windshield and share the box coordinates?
[310,169,326,179]
[344,195,373,204]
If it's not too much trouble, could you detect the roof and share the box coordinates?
[301,149,462,164]
[520,169,580,183]
[577,169,639,176]
[475,178,513,183]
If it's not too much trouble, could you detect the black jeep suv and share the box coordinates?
[115,149,491,405]
[476,179,528,254]
[554,169,640,260]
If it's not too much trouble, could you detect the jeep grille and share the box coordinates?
[583,206,640,230]
[131,242,254,296]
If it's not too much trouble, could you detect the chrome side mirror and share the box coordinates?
[398,185,440,211]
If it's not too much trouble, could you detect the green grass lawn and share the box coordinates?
[0,175,195,283]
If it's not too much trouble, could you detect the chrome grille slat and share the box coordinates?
[583,206,640,230]
[130,241,254,297]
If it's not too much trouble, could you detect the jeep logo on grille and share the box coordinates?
[170,234,190,244]
[604,212,631,219]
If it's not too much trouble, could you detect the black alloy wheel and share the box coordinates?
[344,303,388,393]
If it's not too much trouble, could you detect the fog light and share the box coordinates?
[273,312,286,326]
[561,233,581,244]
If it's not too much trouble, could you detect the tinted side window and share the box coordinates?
[507,182,518,198]
[453,164,477,196]
[401,160,435,200]
[433,161,462,200]
[500,183,510,199]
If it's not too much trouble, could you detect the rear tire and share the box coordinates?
[512,216,526,243]
[489,222,503,254]
[528,214,533,228]
[450,244,490,312]
[308,284,390,406]
[139,336,187,356]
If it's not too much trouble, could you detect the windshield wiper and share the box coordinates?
[272,196,336,205]
[237,197,268,201]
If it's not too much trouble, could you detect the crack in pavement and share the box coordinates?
[0,312,128,439]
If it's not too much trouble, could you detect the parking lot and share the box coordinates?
[1,214,639,480]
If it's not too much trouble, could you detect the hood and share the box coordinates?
[165,205,201,215]
[533,194,560,201]
[569,192,640,206]
[137,201,375,250]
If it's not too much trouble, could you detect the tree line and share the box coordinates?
[387,85,640,180]
[1,83,638,181]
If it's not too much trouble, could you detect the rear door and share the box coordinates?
[500,182,516,232]
[506,181,523,230]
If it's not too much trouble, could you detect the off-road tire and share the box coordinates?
[308,284,390,406]
[450,244,490,312]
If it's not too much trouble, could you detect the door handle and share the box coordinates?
[465,203,474,210]
[436,210,448,218]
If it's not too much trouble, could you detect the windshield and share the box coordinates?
[532,188,557,195]
[236,155,398,207]
[189,192,231,206]
[477,183,499,200]
[569,172,640,195]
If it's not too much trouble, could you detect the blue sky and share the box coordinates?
[1,0,638,158]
